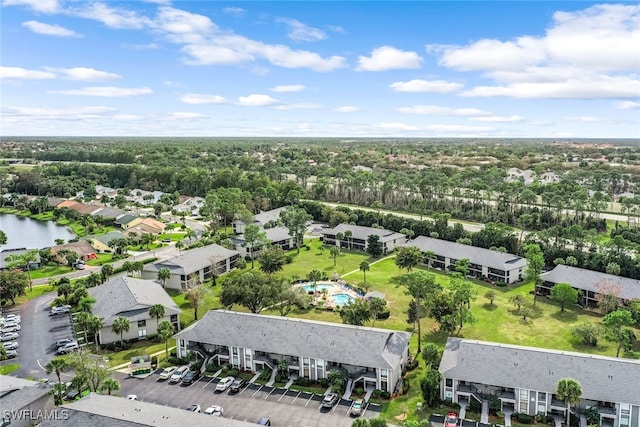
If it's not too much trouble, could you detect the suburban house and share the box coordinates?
[173,196,205,216]
[90,206,126,219]
[56,200,101,215]
[117,216,166,235]
[439,337,640,427]
[232,206,289,235]
[126,189,164,205]
[84,231,128,253]
[141,244,241,289]
[232,226,295,259]
[539,265,640,308]
[114,214,137,229]
[0,375,54,427]
[0,248,41,270]
[174,310,412,395]
[41,393,255,427]
[322,224,406,254]
[49,240,97,261]
[88,277,180,344]
[402,236,527,284]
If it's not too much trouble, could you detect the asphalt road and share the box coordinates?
[10,292,76,379]
[114,371,380,427]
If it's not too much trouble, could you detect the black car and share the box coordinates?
[257,418,271,426]
[229,378,247,393]
[181,370,201,385]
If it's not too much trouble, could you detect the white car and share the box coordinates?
[125,395,138,400]
[56,341,79,354]
[50,306,71,316]
[5,350,17,359]
[2,341,18,350]
[185,404,201,413]
[0,332,19,342]
[1,315,21,324]
[1,324,20,333]
[169,365,190,383]
[204,405,224,417]
[158,366,177,380]
[215,377,234,392]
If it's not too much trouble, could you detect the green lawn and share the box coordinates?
[0,364,19,375]
[105,340,168,367]
[30,265,74,280]
[86,253,114,266]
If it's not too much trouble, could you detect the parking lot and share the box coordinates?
[114,370,380,427]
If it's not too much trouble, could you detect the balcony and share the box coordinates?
[496,390,515,401]
[597,405,617,417]
[550,399,567,411]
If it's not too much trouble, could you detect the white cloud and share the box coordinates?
[356,46,422,71]
[223,7,245,16]
[0,66,55,80]
[71,2,152,30]
[562,116,609,123]
[277,18,327,42]
[397,105,490,116]
[156,6,215,44]
[271,84,306,93]
[168,112,208,119]
[275,103,323,110]
[468,115,524,122]
[45,67,121,81]
[616,101,640,110]
[334,106,359,113]
[390,79,463,93]
[113,114,144,121]
[3,0,59,13]
[237,94,281,106]
[460,75,640,99]
[2,105,115,119]
[426,124,495,133]
[52,86,153,97]
[22,20,81,37]
[180,93,227,104]
[429,4,640,100]
[376,122,422,131]
[121,43,159,50]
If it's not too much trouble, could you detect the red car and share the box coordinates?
[445,412,458,427]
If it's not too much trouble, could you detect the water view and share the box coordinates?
[0,213,76,251]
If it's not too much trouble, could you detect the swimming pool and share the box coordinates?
[300,283,334,292]
[332,293,355,306]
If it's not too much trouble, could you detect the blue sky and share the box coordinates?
[1,0,639,138]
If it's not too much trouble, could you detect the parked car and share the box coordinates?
[0,332,19,342]
[65,388,81,400]
[158,366,177,380]
[1,314,21,324]
[321,392,339,408]
[184,404,201,413]
[215,376,234,392]
[56,342,79,355]
[125,395,138,400]
[229,378,246,393]
[350,399,364,416]
[2,341,18,350]
[50,306,71,316]
[169,365,190,383]
[5,350,18,359]
[257,418,271,425]
[55,338,74,348]
[204,404,224,416]
[181,370,201,386]
[1,324,20,333]
[445,412,458,427]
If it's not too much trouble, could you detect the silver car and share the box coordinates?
[0,332,19,342]
[2,341,18,350]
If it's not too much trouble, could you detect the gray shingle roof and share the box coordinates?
[145,244,240,276]
[254,206,289,225]
[88,277,180,327]
[235,226,292,246]
[91,206,126,218]
[323,224,406,243]
[0,375,51,410]
[42,393,254,427]
[0,248,41,269]
[440,337,640,405]
[115,214,137,225]
[541,265,640,300]
[85,231,128,247]
[175,310,411,370]
[403,236,527,271]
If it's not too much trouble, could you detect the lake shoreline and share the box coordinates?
[0,209,78,251]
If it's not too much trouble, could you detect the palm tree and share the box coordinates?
[557,378,583,427]
[87,315,104,353]
[307,269,323,303]
[329,246,340,267]
[185,285,205,320]
[344,230,353,250]
[185,228,196,242]
[175,240,184,253]
[0,344,6,361]
[157,320,175,360]
[45,358,68,404]
[111,316,131,348]
[359,261,370,283]
[100,377,120,395]
[157,267,171,288]
[101,264,114,283]
[149,304,165,332]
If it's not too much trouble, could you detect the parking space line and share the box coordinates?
[305,394,314,407]
[202,376,216,389]
[264,388,275,400]
[251,385,263,397]
[289,390,301,405]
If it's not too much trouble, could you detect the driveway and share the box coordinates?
[10,292,75,379]
[113,371,380,427]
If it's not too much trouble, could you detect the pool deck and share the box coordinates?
[294,280,362,308]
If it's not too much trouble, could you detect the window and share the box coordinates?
[537,391,547,414]
[138,320,146,327]
[316,359,324,379]
[519,389,529,413]
[446,378,453,387]
[302,357,310,377]
[170,314,178,322]
[620,404,630,427]
[244,349,252,370]
[138,329,147,337]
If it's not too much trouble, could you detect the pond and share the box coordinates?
[0,213,76,251]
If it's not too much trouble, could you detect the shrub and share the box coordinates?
[318,378,329,387]
[381,391,390,399]
[258,368,271,381]
[285,254,295,264]
[371,389,382,399]
[495,280,507,287]
[517,413,533,424]
[294,377,310,387]
[354,387,364,396]
[376,309,391,320]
